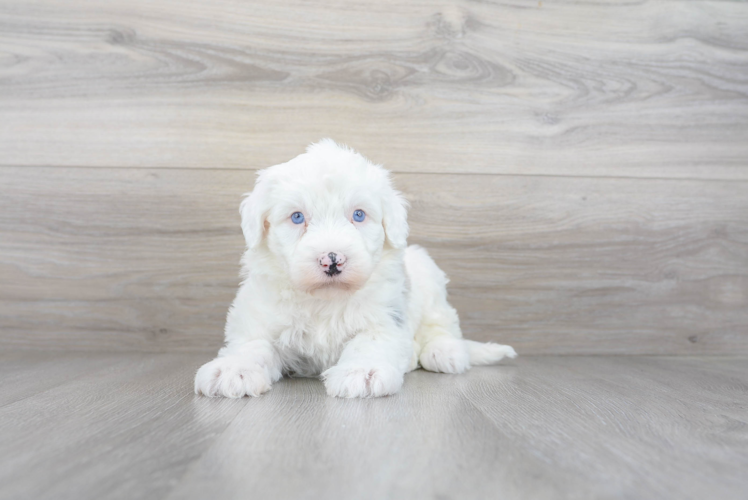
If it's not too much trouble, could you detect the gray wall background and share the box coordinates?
[1,0,746,354]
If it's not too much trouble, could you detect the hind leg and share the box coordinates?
[405,245,471,374]
[417,325,470,374]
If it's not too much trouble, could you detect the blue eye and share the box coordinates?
[353,210,366,222]
[291,212,305,224]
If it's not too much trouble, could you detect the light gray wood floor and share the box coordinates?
[0,351,745,500]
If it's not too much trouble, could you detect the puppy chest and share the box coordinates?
[277,319,355,351]
[274,318,360,373]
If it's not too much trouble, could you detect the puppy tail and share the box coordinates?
[465,340,517,365]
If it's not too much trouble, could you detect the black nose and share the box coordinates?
[326,253,340,276]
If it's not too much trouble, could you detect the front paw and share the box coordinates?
[322,364,404,398]
[194,356,274,398]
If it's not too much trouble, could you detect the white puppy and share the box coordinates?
[195,139,516,398]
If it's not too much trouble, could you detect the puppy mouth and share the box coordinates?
[317,265,354,291]
[324,263,342,277]
[312,274,353,293]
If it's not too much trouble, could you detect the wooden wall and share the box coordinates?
[1,0,747,354]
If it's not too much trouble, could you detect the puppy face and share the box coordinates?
[240,139,408,294]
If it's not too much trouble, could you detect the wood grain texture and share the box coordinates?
[3,352,745,500]
[167,365,574,500]
[1,166,746,354]
[461,357,748,500]
[173,356,748,500]
[1,0,747,178]
[0,351,124,407]
[0,352,246,500]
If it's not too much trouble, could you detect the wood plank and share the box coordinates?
[0,166,250,352]
[406,174,748,355]
[1,0,747,178]
[1,166,746,354]
[0,352,246,500]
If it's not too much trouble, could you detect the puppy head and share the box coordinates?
[240,139,408,293]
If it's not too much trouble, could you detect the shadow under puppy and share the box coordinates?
[195,139,516,398]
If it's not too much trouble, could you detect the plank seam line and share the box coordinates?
[1,164,747,183]
[0,353,124,411]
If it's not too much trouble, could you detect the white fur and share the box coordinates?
[194,139,516,399]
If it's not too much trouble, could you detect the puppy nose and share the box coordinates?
[319,252,346,276]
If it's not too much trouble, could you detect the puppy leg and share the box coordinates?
[418,326,471,374]
[418,325,517,373]
[322,333,411,398]
[415,304,471,374]
[194,339,283,398]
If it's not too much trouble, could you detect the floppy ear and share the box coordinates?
[239,170,272,249]
[382,187,409,249]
